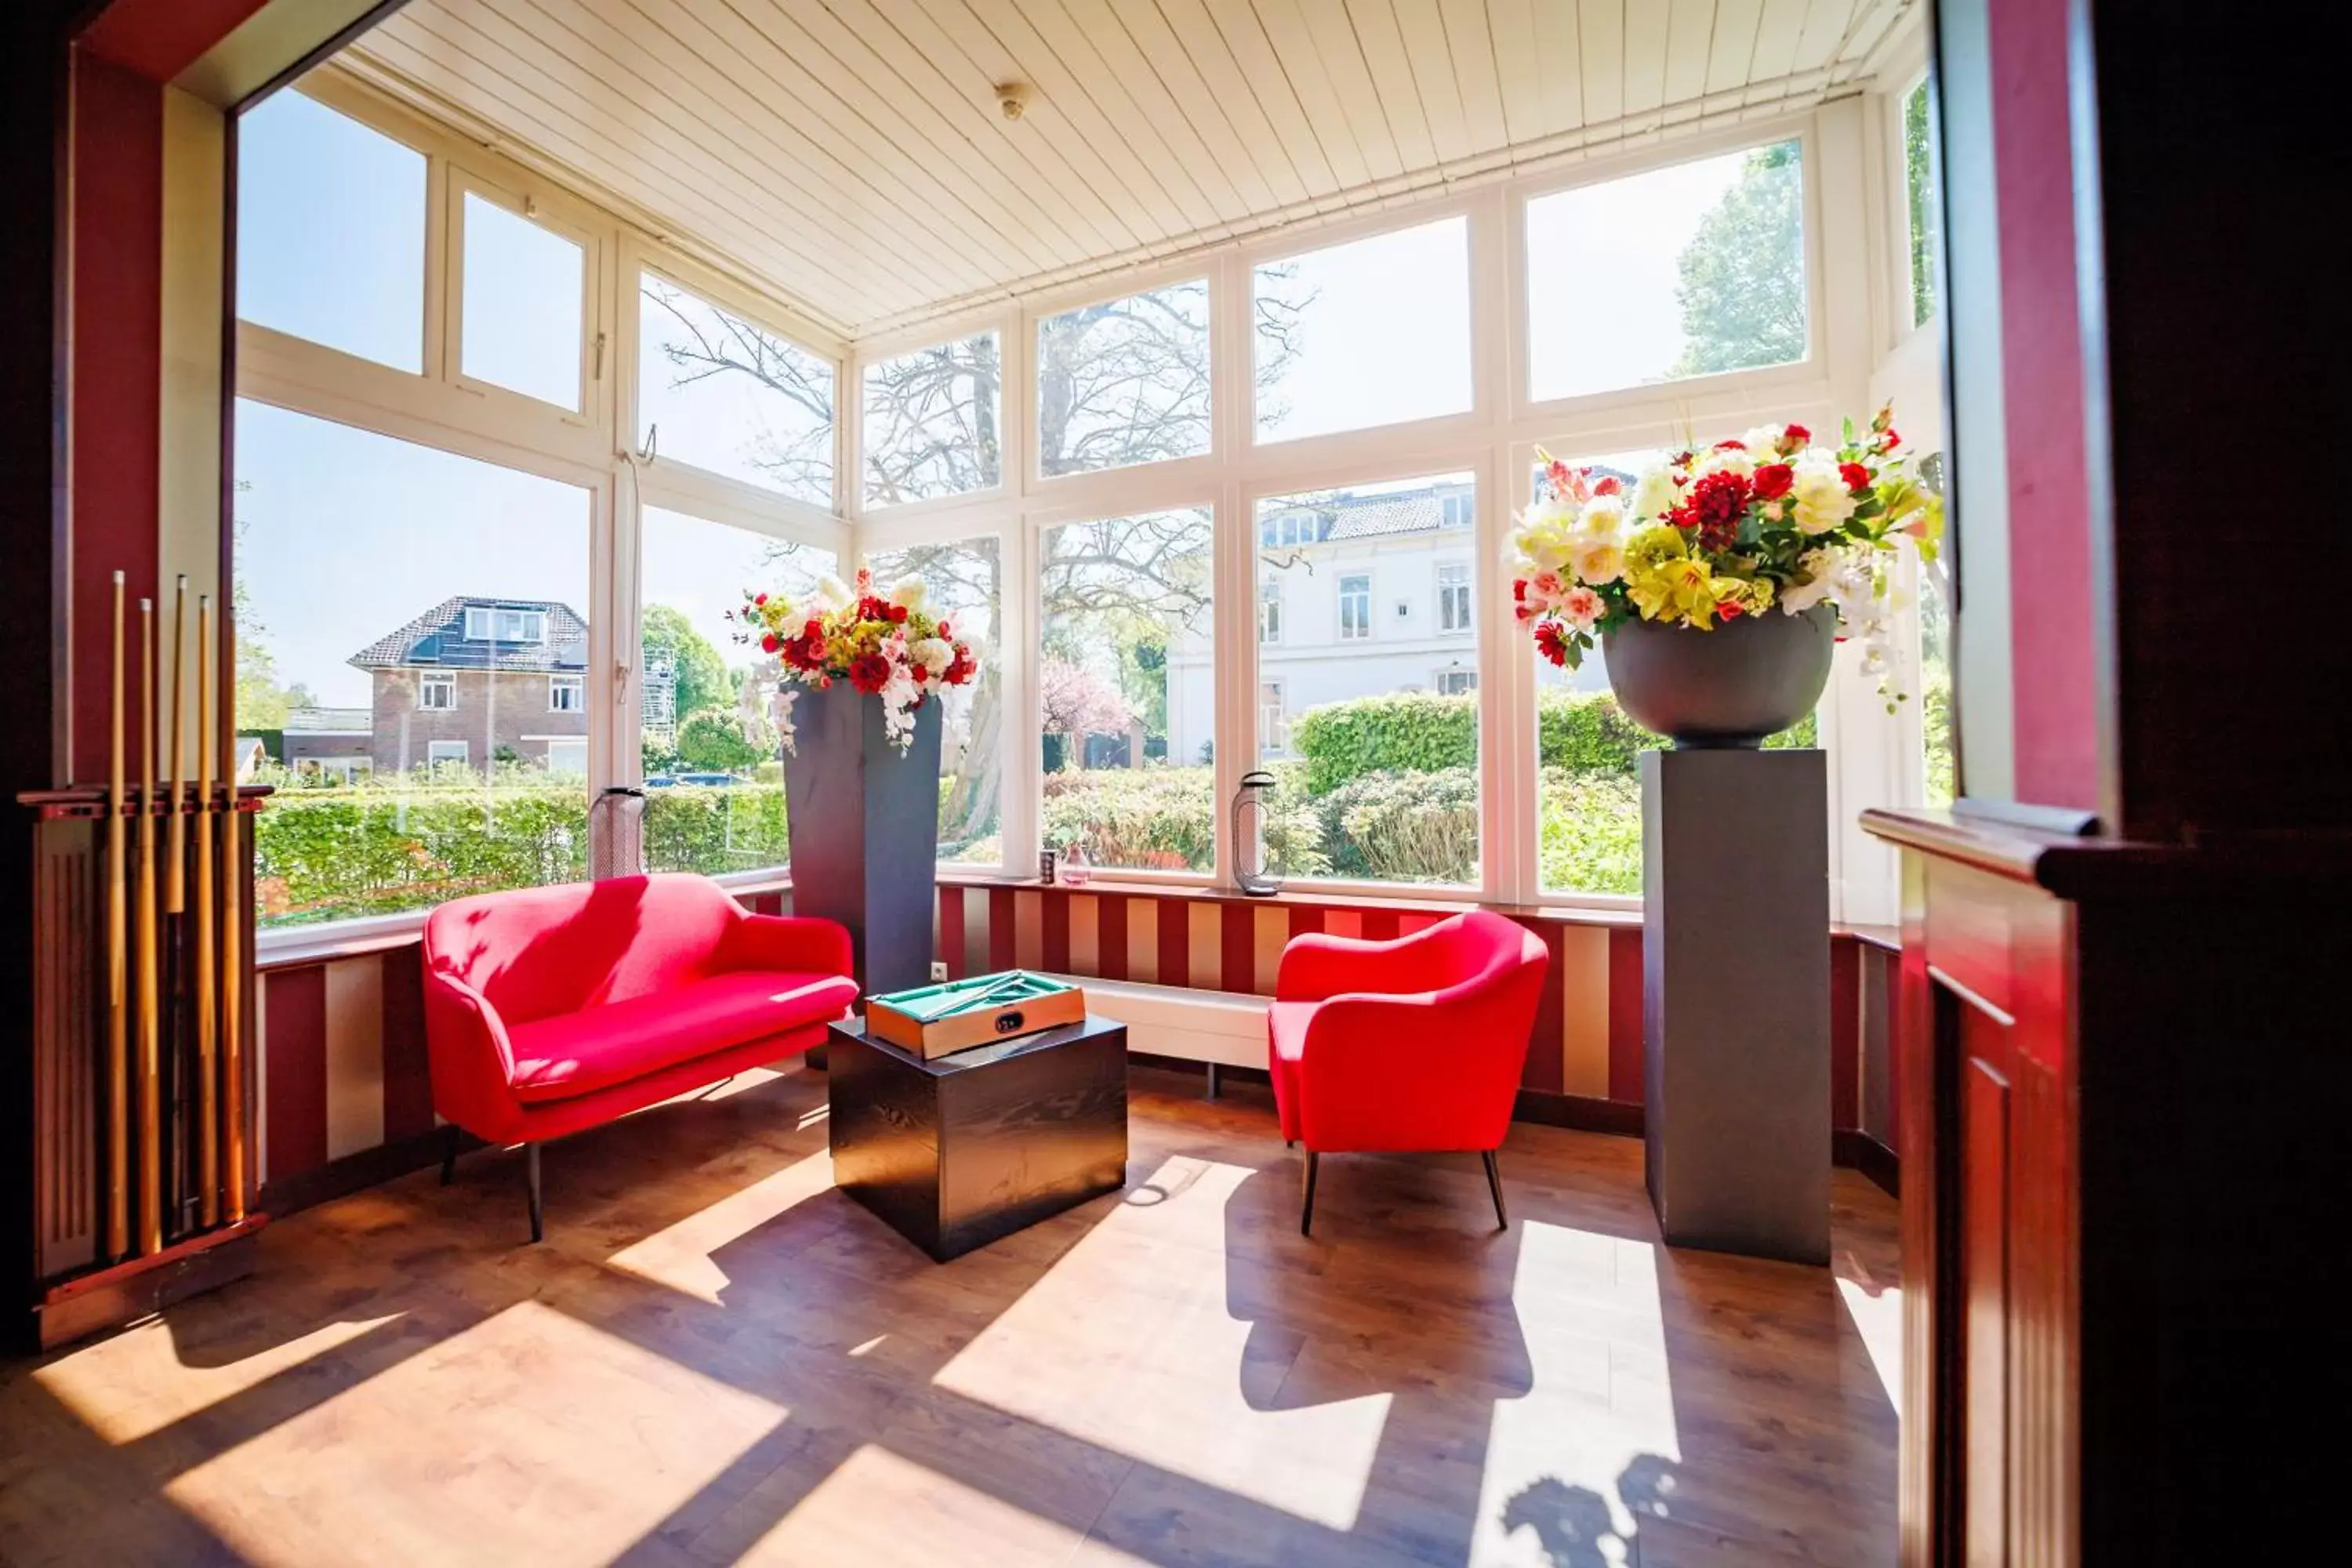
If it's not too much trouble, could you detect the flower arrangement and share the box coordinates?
[1508,406,1940,704]
[731,561,980,753]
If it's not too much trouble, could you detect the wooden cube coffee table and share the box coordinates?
[826,1011,1128,1261]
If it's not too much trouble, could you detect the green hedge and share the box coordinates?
[644,783,789,876]
[1538,770,1644,895]
[1042,766,1327,877]
[254,783,589,927]
[1316,768,1480,883]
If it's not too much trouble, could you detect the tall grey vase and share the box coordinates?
[781,682,942,1000]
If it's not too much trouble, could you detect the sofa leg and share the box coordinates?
[1300,1150,1319,1237]
[1205,1063,1221,1100]
[526,1142,544,1243]
[1482,1149,1508,1231]
[439,1124,459,1187]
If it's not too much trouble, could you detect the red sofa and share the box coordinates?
[1269,909,1549,1235]
[421,873,855,1239]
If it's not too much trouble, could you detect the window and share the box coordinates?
[549,674,584,712]
[1254,216,1472,444]
[460,193,585,410]
[1259,682,1288,754]
[236,90,426,372]
[1338,575,1372,641]
[1039,510,1214,871]
[1526,140,1808,402]
[1442,492,1475,529]
[1038,280,1210,477]
[636,506,836,876]
[1904,79,1940,327]
[1259,512,1316,548]
[1258,473,1479,886]
[466,606,548,643]
[862,331,1001,506]
[543,739,588,776]
[1916,452,1953,804]
[1438,563,1472,633]
[867,537,1001,863]
[1259,580,1283,644]
[638,275,836,509]
[235,400,592,931]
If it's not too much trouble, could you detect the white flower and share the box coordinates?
[813,574,852,609]
[1575,494,1626,542]
[1631,465,1682,524]
[1697,443,1754,479]
[1778,550,1838,615]
[888,579,927,612]
[1789,456,1858,535]
[1571,539,1625,586]
[909,636,954,676]
[1742,425,1786,457]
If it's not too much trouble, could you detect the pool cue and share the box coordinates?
[136,598,162,1254]
[220,602,246,1225]
[195,594,218,1229]
[105,572,129,1261]
[165,576,188,1234]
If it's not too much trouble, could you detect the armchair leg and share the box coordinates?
[1300,1150,1319,1237]
[439,1123,459,1187]
[1482,1149,1508,1231]
[525,1142,544,1243]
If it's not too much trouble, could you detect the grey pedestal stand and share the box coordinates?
[1641,747,1831,1265]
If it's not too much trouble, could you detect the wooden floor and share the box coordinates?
[0,1066,1900,1566]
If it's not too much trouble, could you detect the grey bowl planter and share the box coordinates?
[1602,604,1838,749]
[781,681,942,998]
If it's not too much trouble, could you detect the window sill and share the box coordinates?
[932,868,1645,927]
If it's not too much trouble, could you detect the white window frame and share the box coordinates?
[448,172,602,423]
[548,673,584,713]
[1258,579,1282,644]
[426,740,469,768]
[1436,668,1478,697]
[1438,562,1472,633]
[416,674,456,712]
[1336,574,1373,641]
[1258,680,1288,756]
[238,53,1925,934]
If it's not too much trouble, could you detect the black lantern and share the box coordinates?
[1232,770,1282,897]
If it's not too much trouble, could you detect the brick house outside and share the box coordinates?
[347,597,590,778]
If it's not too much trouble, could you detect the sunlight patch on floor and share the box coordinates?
[33,1312,406,1446]
[932,1156,1394,1530]
[163,1299,784,1567]
[752,1444,1089,1568]
[1837,1273,1904,1418]
[1472,1220,1679,1566]
[604,1148,836,1303]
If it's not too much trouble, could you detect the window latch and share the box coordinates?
[593,331,607,380]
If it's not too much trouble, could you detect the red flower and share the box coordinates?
[1512,578,1528,602]
[1752,463,1794,500]
[942,652,975,685]
[1713,438,1747,451]
[1533,621,1570,667]
[1876,426,1902,453]
[1591,475,1622,496]
[754,592,768,606]
[1839,461,1873,492]
[935,622,952,640]
[1717,598,1745,621]
[1675,469,1753,553]
[760,633,781,653]
[1784,423,1810,446]
[889,604,909,623]
[848,652,892,694]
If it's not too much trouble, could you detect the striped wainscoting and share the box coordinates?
[251,881,1894,1218]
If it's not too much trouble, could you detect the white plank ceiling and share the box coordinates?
[344,0,1915,340]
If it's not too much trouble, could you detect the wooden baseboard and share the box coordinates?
[258,1126,481,1220]
[1129,1050,1272,1087]
[38,1217,269,1349]
[1835,1129,1900,1196]
[1512,1089,1647,1138]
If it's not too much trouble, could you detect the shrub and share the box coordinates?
[253,782,588,927]
[643,782,789,876]
[1537,770,1645,895]
[1040,766,1327,876]
[1316,768,1481,884]
[1291,692,1475,794]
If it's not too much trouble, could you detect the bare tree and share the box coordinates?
[644,270,1312,849]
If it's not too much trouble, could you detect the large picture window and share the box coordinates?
[234,400,592,929]
[867,537,1002,862]
[1256,473,1480,886]
[237,90,426,372]
[638,276,836,509]
[1037,281,1210,478]
[862,331,1002,506]
[1526,141,1809,403]
[637,506,835,877]
[1254,217,1472,444]
[1039,510,1215,873]
[460,193,585,410]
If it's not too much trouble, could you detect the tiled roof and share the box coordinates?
[284,707,370,734]
[1325,492,1451,541]
[348,597,589,673]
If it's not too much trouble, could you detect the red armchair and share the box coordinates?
[422,873,855,1239]
[1269,909,1549,1235]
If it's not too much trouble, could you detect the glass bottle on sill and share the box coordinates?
[1058,842,1090,887]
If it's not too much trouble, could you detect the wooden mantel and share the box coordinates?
[1860,807,2346,1567]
